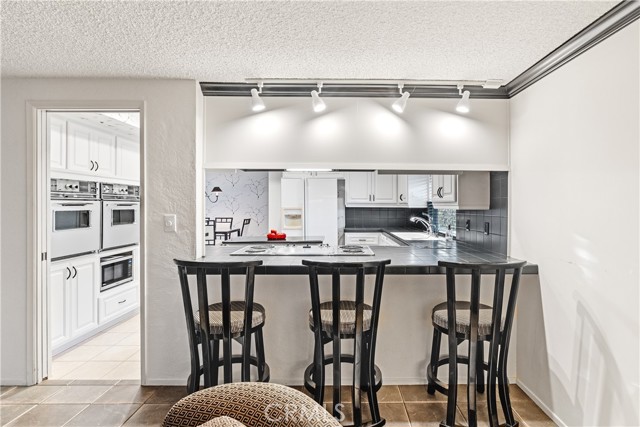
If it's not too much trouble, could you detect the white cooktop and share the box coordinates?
[230,244,375,256]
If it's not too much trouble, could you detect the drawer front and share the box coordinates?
[345,234,379,245]
[99,286,138,324]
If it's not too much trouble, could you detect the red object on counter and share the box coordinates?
[267,229,287,240]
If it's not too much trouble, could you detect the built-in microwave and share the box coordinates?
[100,251,133,292]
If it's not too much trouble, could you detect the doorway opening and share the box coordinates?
[38,110,143,382]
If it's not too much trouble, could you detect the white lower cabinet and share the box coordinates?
[99,283,138,325]
[50,255,98,352]
[344,232,401,247]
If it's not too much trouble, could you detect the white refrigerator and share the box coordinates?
[281,177,345,247]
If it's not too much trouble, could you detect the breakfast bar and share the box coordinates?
[188,241,537,387]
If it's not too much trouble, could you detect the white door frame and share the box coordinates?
[27,100,146,385]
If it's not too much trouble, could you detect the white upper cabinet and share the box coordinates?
[51,118,139,183]
[397,175,408,205]
[431,175,457,204]
[346,172,406,207]
[49,115,67,171]
[116,137,140,181]
[346,172,373,204]
[430,172,490,210]
[373,174,397,203]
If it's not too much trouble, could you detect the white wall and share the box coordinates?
[511,22,640,426]
[1,78,201,385]
[204,96,509,171]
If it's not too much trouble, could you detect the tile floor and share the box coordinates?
[50,314,140,381]
[1,381,557,427]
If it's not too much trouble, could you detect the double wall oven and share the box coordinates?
[100,183,140,250]
[51,179,140,293]
[51,179,101,259]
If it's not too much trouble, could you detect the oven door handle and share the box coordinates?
[100,255,133,265]
[57,203,93,207]
[114,203,137,207]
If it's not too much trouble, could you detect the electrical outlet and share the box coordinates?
[164,214,177,233]
[465,220,471,231]
[484,222,490,235]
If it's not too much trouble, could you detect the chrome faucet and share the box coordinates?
[410,216,435,234]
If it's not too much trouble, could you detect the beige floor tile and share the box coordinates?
[144,387,187,404]
[117,334,141,346]
[39,379,74,386]
[6,403,87,426]
[55,345,108,362]
[399,385,447,403]
[50,361,85,379]
[375,385,404,403]
[109,318,140,334]
[41,385,111,404]
[70,379,120,386]
[512,400,557,426]
[0,386,65,404]
[61,361,121,380]
[379,403,411,426]
[405,402,467,427]
[122,403,173,426]
[84,332,131,346]
[94,385,155,404]
[0,386,17,396]
[102,362,141,380]
[92,346,139,362]
[66,403,141,427]
[0,404,35,425]
[127,350,141,362]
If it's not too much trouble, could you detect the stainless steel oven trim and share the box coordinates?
[100,254,133,266]
[101,276,134,292]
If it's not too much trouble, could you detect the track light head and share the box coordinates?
[456,85,470,113]
[311,83,326,112]
[250,88,265,112]
[392,91,410,113]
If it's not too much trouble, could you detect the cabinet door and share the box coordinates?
[346,172,372,204]
[432,175,457,203]
[91,130,117,177]
[116,137,140,181]
[49,116,67,171]
[373,174,397,203]
[67,122,94,173]
[396,175,408,205]
[50,263,70,350]
[70,258,98,337]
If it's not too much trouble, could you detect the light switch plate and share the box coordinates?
[164,214,177,232]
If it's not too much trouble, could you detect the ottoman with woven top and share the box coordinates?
[163,382,341,427]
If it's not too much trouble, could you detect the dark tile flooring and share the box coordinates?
[0,381,556,426]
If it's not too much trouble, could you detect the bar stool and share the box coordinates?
[175,259,270,393]
[426,260,526,427]
[302,259,391,427]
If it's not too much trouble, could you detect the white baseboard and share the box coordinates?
[517,380,566,427]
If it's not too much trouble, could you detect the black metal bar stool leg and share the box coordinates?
[427,329,441,394]
[476,341,485,394]
[211,338,219,386]
[256,328,266,380]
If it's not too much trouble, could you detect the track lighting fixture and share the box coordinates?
[250,82,265,112]
[456,84,471,113]
[311,82,326,112]
[391,83,410,113]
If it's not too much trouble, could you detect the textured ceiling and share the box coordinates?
[1,1,617,83]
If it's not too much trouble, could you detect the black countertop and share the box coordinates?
[197,241,537,275]
[222,235,325,245]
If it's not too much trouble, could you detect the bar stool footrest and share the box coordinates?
[212,355,270,383]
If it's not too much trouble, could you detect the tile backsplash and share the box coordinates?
[455,171,508,255]
[345,207,426,229]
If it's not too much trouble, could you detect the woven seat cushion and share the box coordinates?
[163,382,341,427]
[432,301,500,337]
[198,416,246,427]
[308,300,372,335]
[195,301,265,335]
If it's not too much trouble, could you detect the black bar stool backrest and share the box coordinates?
[438,260,527,343]
[302,259,391,339]
[174,259,263,386]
